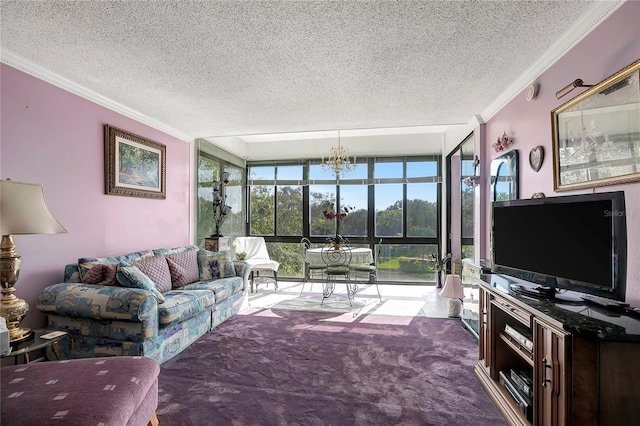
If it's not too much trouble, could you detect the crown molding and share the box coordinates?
[480,0,626,123]
[0,49,193,143]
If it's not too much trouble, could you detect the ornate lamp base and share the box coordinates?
[1,235,32,342]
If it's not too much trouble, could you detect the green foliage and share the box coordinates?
[398,257,436,274]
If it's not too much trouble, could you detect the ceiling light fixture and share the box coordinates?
[322,131,356,177]
[556,79,593,99]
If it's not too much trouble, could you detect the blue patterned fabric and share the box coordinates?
[116,261,166,303]
[157,290,215,325]
[37,245,247,364]
[64,264,82,283]
[197,250,235,279]
[78,249,154,282]
[181,276,243,303]
[153,245,199,256]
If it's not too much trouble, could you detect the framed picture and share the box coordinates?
[551,59,640,191]
[104,124,166,199]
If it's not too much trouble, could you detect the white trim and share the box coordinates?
[479,0,626,123]
[0,49,193,143]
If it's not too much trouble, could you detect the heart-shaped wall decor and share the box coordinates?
[529,146,544,172]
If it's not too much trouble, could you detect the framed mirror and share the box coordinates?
[551,59,640,191]
[491,150,519,202]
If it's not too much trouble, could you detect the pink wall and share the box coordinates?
[0,65,192,329]
[482,1,640,304]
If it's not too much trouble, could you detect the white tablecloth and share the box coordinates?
[305,247,373,266]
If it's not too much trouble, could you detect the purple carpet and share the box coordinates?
[157,309,505,425]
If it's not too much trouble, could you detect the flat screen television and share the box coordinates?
[491,191,627,301]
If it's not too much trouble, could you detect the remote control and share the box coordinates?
[625,306,640,319]
[580,294,629,309]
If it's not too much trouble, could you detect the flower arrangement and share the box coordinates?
[492,131,514,152]
[323,202,354,246]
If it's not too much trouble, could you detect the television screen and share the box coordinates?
[491,191,627,301]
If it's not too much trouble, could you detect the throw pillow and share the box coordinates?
[82,263,118,286]
[197,250,235,280]
[115,261,165,303]
[78,249,154,282]
[166,249,199,288]
[134,255,172,293]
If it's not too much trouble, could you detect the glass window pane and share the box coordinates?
[375,184,403,237]
[220,166,243,238]
[461,183,474,240]
[265,242,303,278]
[343,163,368,180]
[197,156,219,242]
[407,183,438,237]
[309,164,336,180]
[374,161,403,179]
[377,243,438,282]
[309,185,335,236]
[277,165,303,180]
[250,185,274,235]
[249,166,275,181]
[339,185,368,237]
[276,185,303,235]
[407,161,437,177]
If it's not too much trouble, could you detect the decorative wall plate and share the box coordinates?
[529,146,544,172]
[531,192,545,199]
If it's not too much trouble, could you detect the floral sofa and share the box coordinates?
[37,245,250,364]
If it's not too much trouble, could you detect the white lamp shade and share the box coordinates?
[0,180,67,235]
[440,274,465,299]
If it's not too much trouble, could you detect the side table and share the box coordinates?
[1,329,66,365]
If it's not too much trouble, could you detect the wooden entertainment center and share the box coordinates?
[475,275,640,426]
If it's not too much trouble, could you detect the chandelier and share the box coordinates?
[322,131,356,177]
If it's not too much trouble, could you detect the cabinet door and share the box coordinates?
[478,288,491,367]
[533,318,569,426]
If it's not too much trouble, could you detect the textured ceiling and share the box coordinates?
[0,0,610,146]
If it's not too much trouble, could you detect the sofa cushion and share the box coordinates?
[78,249,154,282]
[166,249,199,288]
[197,250,235,280]
[153,245,199,256]
[82,263,118,285]
[135,255,172,293]
[116,261,165,303]
[182,276,243,303]
[157,290,215,326]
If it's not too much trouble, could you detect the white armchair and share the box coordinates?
[232,237,280,293]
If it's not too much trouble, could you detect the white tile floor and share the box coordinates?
[244,280,478,319]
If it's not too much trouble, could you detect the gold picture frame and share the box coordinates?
[104,124,166,199]
[551,59,640,191]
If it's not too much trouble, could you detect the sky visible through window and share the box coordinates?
[250,161,438,213]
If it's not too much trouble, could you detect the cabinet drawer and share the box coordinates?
[492,298,531,326]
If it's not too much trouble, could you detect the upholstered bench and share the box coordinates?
[1,356,159,426]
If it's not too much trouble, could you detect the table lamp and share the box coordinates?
[440,274,465,318]
[0,179,67,342]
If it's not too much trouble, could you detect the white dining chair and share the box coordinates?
[232,237,280,293]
